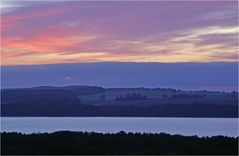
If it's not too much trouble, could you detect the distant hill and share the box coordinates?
[1,86,238,117]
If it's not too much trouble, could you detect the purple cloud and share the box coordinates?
[1,1,238,65]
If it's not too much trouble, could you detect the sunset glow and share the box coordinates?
[1,1,238,65]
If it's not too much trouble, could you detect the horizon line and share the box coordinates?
[1,61,238,67]
[1,84,238,93]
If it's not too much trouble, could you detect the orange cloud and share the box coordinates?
[1,52,110,66]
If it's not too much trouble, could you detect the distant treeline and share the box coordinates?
[1,131,238,155]
[171,94,206,99]
[115,93,147,101]
[114,93,207,100]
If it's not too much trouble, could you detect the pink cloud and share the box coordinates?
[1,1,238,65]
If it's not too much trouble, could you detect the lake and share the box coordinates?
[1,117,238,137]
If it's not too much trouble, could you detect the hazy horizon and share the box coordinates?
[1,62,237,91]
[1,61,238,67]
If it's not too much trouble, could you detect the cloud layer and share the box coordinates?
[1,1,238,65]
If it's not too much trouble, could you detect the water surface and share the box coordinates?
[1,117,238,137]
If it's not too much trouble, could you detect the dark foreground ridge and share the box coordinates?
[1,131,238,155]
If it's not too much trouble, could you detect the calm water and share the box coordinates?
[1,117,238,137]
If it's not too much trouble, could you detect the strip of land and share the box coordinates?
[1,86,238,117]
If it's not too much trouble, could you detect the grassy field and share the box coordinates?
[78,88,238,105]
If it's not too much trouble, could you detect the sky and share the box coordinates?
[1,0,238,66]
